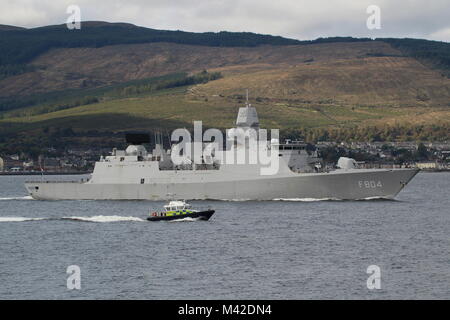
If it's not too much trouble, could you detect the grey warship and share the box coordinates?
[25,100,418,200]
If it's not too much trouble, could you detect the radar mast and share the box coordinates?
[236,89,259,129]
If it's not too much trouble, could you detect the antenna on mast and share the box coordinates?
[245,89,251,108]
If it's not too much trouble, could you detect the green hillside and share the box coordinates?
[0,22,449,154]
[0,21,302,79]
[3,21,449,80]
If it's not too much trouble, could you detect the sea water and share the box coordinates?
[0,173,448,299]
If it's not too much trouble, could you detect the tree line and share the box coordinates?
[283,123,450,143]
[0,71,222,118]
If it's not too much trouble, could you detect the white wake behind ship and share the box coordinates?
[25,101,418,200]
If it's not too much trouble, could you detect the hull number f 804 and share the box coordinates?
[358,180,383,189]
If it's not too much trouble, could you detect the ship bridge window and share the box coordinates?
[140,178,145,184]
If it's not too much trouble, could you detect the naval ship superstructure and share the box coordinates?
[25,102,418,200]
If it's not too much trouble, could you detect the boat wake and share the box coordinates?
[62,215,145,222]
[272,197,341,202]
[0,196,34,201]
[273,196,396,202]
[168,217,200,222]
[355,196,397,201]
[0,215,145,223]
[0,217,45,222]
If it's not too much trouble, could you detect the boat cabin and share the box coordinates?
[164,200,191,212]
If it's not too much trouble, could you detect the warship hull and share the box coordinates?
[25,168,419,201]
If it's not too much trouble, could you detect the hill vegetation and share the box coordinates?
[7,22,450,79]
[0,22,449,154]
[384,38,450,77]
[0,70,222,114]
[0,22,302,79]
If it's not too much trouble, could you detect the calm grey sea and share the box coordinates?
[0,172,449,299]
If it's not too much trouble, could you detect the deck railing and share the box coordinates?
[25,180,86,184]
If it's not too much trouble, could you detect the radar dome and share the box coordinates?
[337,157,357,169]
[126,145,147,157]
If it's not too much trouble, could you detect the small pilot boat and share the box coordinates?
[147,200,215,222]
